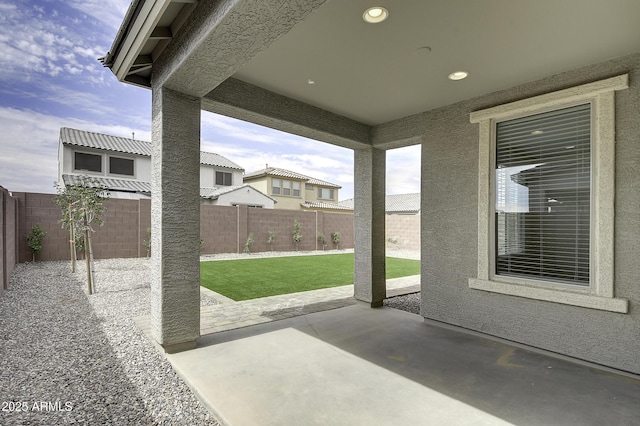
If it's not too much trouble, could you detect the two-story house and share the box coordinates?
[243,166,349,212]
[58,127,274,207]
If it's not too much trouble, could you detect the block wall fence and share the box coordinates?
[0,191,419,289]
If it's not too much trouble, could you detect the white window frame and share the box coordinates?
[468,75,628,313]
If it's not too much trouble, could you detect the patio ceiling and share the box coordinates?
[103,0,640,131]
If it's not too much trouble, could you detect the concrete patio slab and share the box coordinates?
[162,306,640,426]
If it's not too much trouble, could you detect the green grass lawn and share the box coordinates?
[200,253,420,301]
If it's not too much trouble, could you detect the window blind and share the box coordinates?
[495,103,591,285]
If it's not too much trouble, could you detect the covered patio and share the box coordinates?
[101,0,640,419]
[160,305,639,425]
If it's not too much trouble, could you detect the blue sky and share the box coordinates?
[0,0,420,200]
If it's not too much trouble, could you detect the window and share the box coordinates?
[109,157,134,176]
[74,152,102,172]
[468,75,628,313]
[272,178,281,194]
[216,171,232,186]
[272,179,301,197]
[305,183,313,190]
[495,104,590,285]
[318,187,334,200]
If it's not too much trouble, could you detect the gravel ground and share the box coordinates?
[0,250,420,425]
[384,292,421,315]
[0,258,217,425]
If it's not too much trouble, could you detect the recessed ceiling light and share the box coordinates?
[363,7,389,23]
[307,79,315,85]
[448,71,468,81]
[531,130,544,135]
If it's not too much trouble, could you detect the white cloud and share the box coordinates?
[386,145,421,195]
[0,1,119,83]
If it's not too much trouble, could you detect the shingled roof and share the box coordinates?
[243,167,341,188]
[60,127,243,170]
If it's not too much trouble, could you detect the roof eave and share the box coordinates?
[101,0,173,86]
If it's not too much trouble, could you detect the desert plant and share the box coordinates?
[292,220,302,251]
[317,233,327,250]
[243,233,254,253]
[26,224,46,262]
[331,231,341,249]
[267,231,275,251]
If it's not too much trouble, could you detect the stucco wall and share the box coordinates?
[417,52,640,374]
[1,187,18,294]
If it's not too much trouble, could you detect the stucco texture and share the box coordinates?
[419,52,640,374]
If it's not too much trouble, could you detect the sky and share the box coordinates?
[0,0,420,200]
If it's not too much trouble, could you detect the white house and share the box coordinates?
[58,127,274,207]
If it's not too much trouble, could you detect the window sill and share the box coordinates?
[468,278,628,313]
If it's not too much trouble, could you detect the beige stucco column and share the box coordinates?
[353,147,386,307]
[150,86,201,353]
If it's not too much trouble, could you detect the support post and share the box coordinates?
[353,147,386,307]
[151,86,201,353]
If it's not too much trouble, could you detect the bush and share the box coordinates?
[26,224,46,261]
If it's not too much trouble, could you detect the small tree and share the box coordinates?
[26,224,46,262]
[331,231,341,250]
[54,177,109,294]
[243,233,254,253]
[317,233,327,250]
[267,231,275,251]
[292,219,302,251]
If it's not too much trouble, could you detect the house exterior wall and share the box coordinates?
[1,187,18,294]
[246,177,340,210]
[216,189,275,208]
[414,52,640,374]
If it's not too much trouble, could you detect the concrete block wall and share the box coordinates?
[5,192,419,266]
[386,214,420,251]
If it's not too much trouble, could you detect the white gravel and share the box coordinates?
[0,258,217,425]
[0,249,420,425]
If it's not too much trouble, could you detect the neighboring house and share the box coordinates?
[339,193,420,215]
[243,166,345,212]
[58,127,274,207]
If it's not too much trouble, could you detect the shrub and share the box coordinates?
[26,224,46,262]
[331,231,341,249]
[292,220,302,251]
[243,233,254,254]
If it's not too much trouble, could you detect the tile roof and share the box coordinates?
[60,127,150,156]
[63,175,267,201]
[62,174,150,193]
[199,151,244,170]
[60,127,243,170]
[386,193,420,213]
[338,193,420,213]
[301,202,353,211]
[200,184,275,202]
[243,167,340,188]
